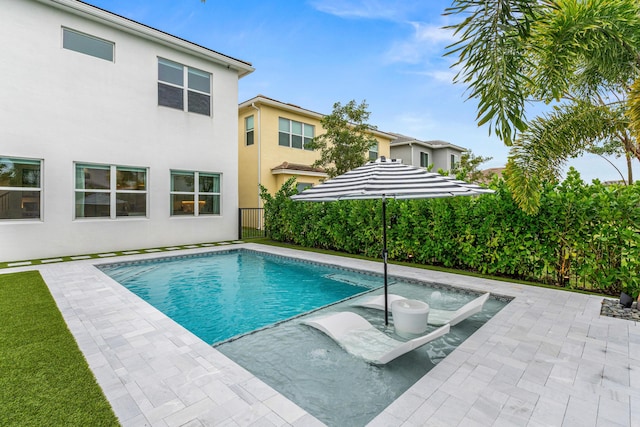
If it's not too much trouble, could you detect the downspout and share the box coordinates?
[250,103,261,207]
[409,142,414,165]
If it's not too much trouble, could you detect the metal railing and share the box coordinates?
[238,208,265,240]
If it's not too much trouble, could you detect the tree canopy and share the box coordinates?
[306,100,379,178]
[445,0,640,212]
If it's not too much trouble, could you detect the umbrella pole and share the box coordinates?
[382,196,388,326]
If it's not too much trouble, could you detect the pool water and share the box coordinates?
[99,249,509,426]
[98,250,381,343]
[218,281,508,426]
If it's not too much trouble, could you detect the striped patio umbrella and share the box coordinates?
[291,156,494,325]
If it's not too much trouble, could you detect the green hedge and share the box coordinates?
[261,169,640,297]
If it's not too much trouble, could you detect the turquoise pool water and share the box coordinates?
[98,250,381,344]
[99,248,510,426]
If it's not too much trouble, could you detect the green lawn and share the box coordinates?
[0,270,119,426]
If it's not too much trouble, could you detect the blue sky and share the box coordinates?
[84,0,637,183]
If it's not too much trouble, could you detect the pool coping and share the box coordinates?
[4,243,639,426]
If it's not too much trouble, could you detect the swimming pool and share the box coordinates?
[99,248,510,426]
[98,250,383,343]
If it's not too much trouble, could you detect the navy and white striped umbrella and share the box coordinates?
[291,157,491,201]
[291,157,494,325]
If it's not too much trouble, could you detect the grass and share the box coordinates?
[0,238,609,425]
[252,238,607,296]
[0,270,119,426]
[0,239,246,269]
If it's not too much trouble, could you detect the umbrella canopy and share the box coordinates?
[291,156,494,325]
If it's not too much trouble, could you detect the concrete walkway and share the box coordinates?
[5,243,639,426]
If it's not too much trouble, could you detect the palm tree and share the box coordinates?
[445,0,640,213]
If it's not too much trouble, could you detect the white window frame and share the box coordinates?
[170,171,221,216]
[74,163,148,220]
[158,58,211,116]
[0,157,42,221]
[369,142,378,161]
[278,118,314,150]
[245,115,255,146]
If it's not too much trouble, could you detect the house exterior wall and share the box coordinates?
[238,98,393,208]
[416,147,435,169]
[1,0,251,262]
[390,145,413,165]
[431,150,448,171]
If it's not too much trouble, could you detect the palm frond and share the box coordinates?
[529,0,640,101]
[507,101,625,212]
[444,0,538,145]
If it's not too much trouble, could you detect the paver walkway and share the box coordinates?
[4,243,639,426]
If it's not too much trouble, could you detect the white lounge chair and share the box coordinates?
[353,292,490,326]
[301,311,450,365]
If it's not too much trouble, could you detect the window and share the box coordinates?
[0,157,41,220]
[369,142,378,161]
[420,152,429,168]
[75,164,147,219]
[245,115,254,146]
[278,118,314,150]
[62,28,114,61]
[296,182,312,193]
[158,58,211,115]
[450,154,459,169]
[171,171,220,216]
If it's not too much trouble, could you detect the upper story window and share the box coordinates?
[369,142,378,161]
[75,164,147,219]
[278,118,314,150]
[62,28,114,62]
[158,58,211,116]
[170,171,220,216]
[0,157,41,220]
[245,115,254,146]
[420,152,429,168]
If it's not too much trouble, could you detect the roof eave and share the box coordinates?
[271,169,328,178]
[240,96,397,140]
[40,0,255,78]
[391,140,467,152]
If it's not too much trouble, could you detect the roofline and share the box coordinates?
[240,95,324,119]
[239,95,397,140]
[391,139,467,152]
[271,168,328,178]
[39,0,255,78]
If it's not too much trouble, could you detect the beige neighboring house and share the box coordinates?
[238,95,396,208]
[389,133,467,172]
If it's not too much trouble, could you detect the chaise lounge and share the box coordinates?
[301,311,450,365]
[353,292,490,326]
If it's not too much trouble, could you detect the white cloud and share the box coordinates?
[384,111,439,138]
[384,22,453,64]
[309,0,419,21]
[425,69,457,83]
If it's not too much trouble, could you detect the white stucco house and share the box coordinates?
[389,133,467,172]
[0,0,254,262]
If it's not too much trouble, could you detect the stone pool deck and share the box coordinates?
[4,243,639,426]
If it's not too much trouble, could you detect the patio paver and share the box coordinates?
[4,243,639,426]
